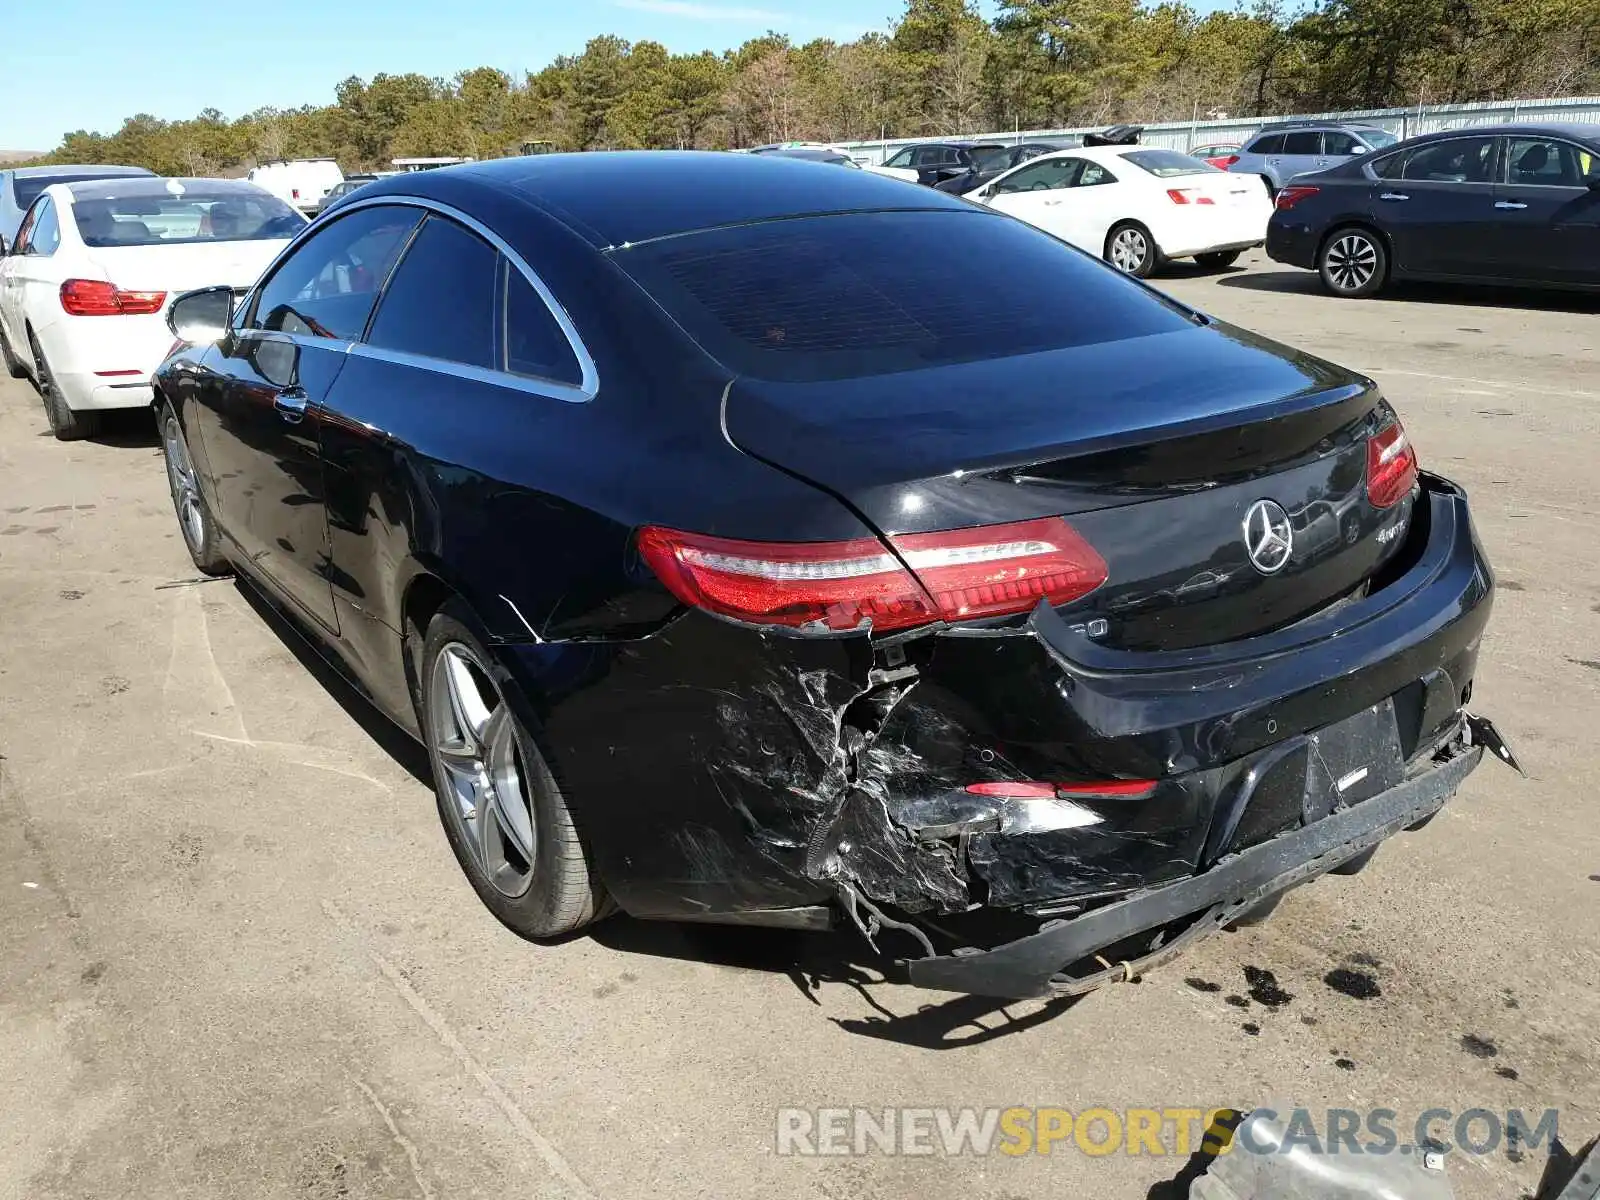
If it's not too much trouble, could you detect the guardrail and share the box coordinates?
[838,95,1600,163]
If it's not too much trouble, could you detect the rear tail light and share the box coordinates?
[60,278,166,316]
[1216,155,1240,169]
[1274,185,1320,210]
[637,516,1107,633]
[1367,419,1419,508]
[1167,188,1214,205]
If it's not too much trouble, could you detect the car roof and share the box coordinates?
[59,177,276,201]
[4,164,154,178]
[355,151,974,248]
[1397,121,1600,144]
[1254,120,1387,132]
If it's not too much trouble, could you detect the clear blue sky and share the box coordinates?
[0,0,1225,152]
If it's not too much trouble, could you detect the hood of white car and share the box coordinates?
[80,238,294,293]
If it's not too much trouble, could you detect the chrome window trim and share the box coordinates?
[333,193,599,402]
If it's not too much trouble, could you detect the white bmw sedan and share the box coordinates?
[0,177,305,439]
[972,146,1273,278]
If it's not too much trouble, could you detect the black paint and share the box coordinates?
[1495,1066,1519,1081]
[1333,1057,1356,1071]
[1185,977,1222,993]
[1460,1033,1499,1059]
[1226,994,1251,1009]
[1243,965,1294,1008]
[1241,1022,1261,1036]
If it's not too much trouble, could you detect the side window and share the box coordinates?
[1505,137,1587,187]
[11,200,41,253]
[1076,162,1117,187]
[1403,137,1497,183]
[28,199,61,255]
[1282,131,1321,155]
[994,158,1080,194]
[249,205,422,340]
[503,266,582,387]
[366,215,498,369]
[1322,131,1362,156]
[1249,134,1285,155]
[1370,151,1409,180]
[883,148,915,169]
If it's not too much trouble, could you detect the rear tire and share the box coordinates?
[0,326,26,379]
[1195,249,1242,270]
[420,602,610,939]
[1319,226,1388,298]
[29,332,98,441]
[1105,222,1160,278]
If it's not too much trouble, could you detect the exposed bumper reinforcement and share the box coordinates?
[905,743,1484,999]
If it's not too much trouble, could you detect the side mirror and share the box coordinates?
[167,285,234,345]
[978,185,997,199]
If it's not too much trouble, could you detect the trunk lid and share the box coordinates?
[82,238,292,295]
[724,322,1413,650]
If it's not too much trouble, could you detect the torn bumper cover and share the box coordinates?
[901,736,1482,999]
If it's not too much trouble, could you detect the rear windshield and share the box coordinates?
[969,145,1012,168]
[1123,149,1219,178]
[614,210,1197,383]
[71,191,305,247]
[15,171,145,210]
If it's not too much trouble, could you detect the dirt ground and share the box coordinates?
[1,253,1596,1200]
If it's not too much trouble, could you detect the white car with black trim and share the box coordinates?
[972,145,1274,277]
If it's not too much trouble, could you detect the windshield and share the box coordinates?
[15,171,146,210]
[71,191,305,247]
[1361,130,1400,149]
[614,209,1196,383]
[1123,149,1219,178]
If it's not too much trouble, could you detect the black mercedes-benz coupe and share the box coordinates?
[152,152,1514,999]
[1267,122,1600,297]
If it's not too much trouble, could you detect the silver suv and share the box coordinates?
[1229,122,1400,194]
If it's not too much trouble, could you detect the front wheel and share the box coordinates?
[1105,222,1159,278]
[159,401,231,575]
[420,603,610,939]
[1319,227,1388,298]
[1195,249,1242,270]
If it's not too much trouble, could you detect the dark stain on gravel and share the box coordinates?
[1324,968,1382,1000]
[1495,1066,1520,1081]
[1185,977,1221,993]
[1460,1033,1499,1059]
[1241,1023,1260,1036]
[1225,994,1251,1009]
[1333,1057,1356,1071]
[1243,965,1293,1008]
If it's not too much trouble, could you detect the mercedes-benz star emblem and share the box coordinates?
[1243,499,1294,575]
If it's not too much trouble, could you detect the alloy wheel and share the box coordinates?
[1110,227,1148,273]
[429,643,537,898]
[162,413,206,555]
[1325,233,1379,292]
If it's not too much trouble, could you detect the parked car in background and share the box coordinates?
[1189,143,1242,169]
[1,164,155,248]
[0,177,305,439]
[975,146,1273,276]
[866,141,1011,187]
[935,139,1079,196]
[148,151,1507,1001]
[748,146,860,168]
[247,158,345,215]
[312,174,379,216]
[1268,123,1600,297]
[1231,122,1400,194]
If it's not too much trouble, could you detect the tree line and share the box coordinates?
[27,0,1600,175]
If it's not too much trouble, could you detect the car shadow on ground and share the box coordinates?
[86,407,160,448]
[590,918,1081,1047]
[230,576,434,786]
[1217,268,1600,313]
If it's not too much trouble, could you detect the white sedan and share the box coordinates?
[0,177,305,439]
[972,146,1273,277]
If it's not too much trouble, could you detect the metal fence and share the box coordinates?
[838,95,1600,163]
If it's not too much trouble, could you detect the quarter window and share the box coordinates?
[27,199,60,255]
[883,148,915,169]
[250,204,421,340]
[1402,137,1497,183]
[1076,162,1117,186]
[504,267,582,386]
[366,215,498,370]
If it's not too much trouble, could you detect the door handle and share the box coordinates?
[1494,200,1528,210]
[273,386,309,423]
[1042,199,1062,206]
[1379,192,1409,201]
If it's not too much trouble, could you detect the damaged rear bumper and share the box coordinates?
[905,739,1482,999]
